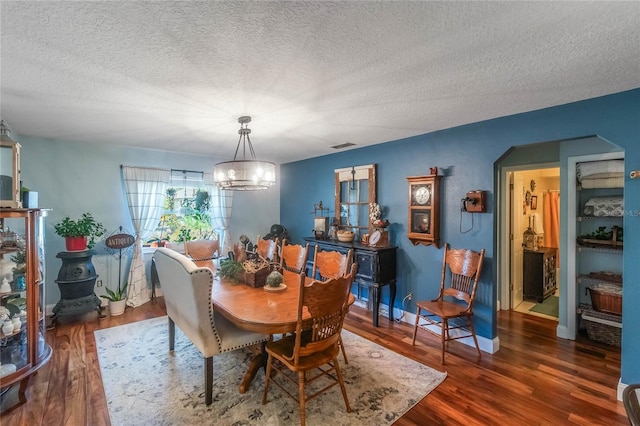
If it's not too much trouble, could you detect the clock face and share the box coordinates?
[369,230,381,245]
[412,185,431,206]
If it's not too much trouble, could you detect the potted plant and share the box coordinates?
[53,212,106,251]
[101,281,128,316]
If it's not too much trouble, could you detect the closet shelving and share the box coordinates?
[574,159,623,345]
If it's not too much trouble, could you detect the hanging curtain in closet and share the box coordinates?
[207,172,233,255]
[543,191,560,266]
[121,166,170,307]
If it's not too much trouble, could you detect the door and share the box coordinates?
[510,172,524,309]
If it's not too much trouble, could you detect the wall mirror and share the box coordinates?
[334,164,376,239]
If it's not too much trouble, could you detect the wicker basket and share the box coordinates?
[581,307,622,347]
[587,284,622,315]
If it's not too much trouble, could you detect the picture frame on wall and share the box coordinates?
[531,195,538,210]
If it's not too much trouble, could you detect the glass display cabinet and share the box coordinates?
[0,208,52,406]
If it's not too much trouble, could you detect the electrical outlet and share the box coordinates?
[97,279,103,287]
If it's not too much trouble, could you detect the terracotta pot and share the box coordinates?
[109,299,127,316]
[65,236,88,251]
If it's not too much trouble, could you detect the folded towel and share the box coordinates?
[577,160,624,180]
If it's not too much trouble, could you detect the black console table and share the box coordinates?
[304,237,397,327]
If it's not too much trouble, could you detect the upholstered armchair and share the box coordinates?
[153,248,268,405]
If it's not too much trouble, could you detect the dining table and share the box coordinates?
[196,260,355,393]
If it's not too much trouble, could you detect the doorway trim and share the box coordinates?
[497,162,558,312]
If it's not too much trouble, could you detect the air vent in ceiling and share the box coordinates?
[329,142,356,150]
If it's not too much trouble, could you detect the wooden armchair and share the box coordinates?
[256,235,278,262]
[412,243,485,364]
[153,248,268,405]
[262,269,355,426]
[184,239,220,261]
[279,239,310,274]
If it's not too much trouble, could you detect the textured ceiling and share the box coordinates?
[1,1,639,164]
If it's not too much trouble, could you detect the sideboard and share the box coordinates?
[304,237,397,327]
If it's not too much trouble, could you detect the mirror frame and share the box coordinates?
[334,164,376,239]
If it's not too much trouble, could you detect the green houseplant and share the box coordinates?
[101,281,128,316]
[53,212,106,251]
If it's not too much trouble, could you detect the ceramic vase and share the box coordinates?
[2,320,14,335]
[11,317,21,332]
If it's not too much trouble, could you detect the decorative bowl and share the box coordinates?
[337,231,355,243]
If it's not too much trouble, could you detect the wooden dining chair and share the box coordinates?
[279,239,310,274]
[184,239,220,261]
[262,269,355,426]
[311,246,353,281]
[310,246,355,364]
[256,235,279,262]
[412,243,485,364]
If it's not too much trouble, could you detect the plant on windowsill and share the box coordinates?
[53,212,106,251]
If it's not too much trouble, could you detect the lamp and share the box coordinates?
[213,116,276,191]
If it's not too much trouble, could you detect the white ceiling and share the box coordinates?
[1,1,639,164]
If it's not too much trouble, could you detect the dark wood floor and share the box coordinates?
[0,299,628,425]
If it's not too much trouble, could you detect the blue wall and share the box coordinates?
[280,89,640,385]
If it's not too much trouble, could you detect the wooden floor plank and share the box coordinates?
[0,298,629,425]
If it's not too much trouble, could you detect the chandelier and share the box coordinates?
[213,116,276,190]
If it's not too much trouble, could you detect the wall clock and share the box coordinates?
[407,174,441,247]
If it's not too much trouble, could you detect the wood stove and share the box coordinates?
[51,250,104,325]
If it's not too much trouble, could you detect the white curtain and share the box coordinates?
[121,166,170,307]
[206,173,233,255]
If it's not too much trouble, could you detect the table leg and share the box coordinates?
[372,286,381,327]
[388,281,396,322]
[238,346,265,394]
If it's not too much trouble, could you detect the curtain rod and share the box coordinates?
[171,168,203,175]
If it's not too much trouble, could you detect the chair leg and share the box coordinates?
[168,317,175,351]
[205,356,213,405]
[441,319,448,364]
[298,371,306,426]
[412,307,421,345]
[262,353,273,405]
[468,316,482,360]
[334,355,352,413]
[339,335,349,364]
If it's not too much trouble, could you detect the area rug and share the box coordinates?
[529,295,559,317]
[95,316,446,425]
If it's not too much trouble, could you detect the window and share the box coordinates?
[145,170,216,246]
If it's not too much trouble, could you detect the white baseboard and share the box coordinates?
[618,378,629,401]
[362,301,499,354]
[556,324,574,340]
